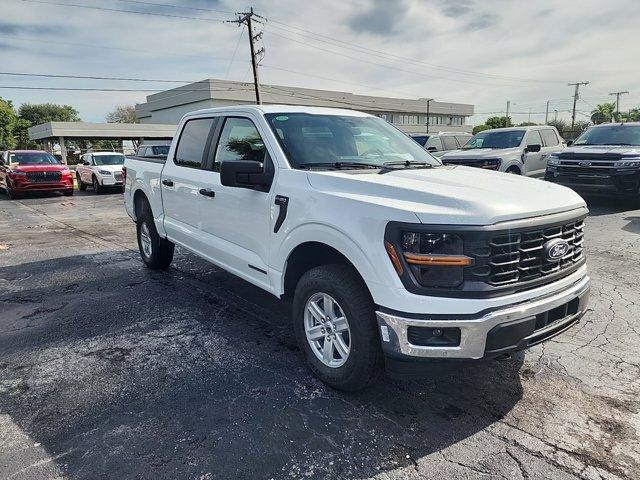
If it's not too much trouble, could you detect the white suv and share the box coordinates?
[441,126,564,176]
[76,152,125,193]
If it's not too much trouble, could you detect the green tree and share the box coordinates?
[15,102,81,149]
[0,97,18,150]
[590,102,616,124]
[518,122,537,127]
[622,107,640,122]
[485,116,512,129]
[548,119,569,138]
[472,124,490,134]
[106,105,138,124]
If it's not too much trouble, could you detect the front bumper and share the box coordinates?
[545,167,640,195]
[376,274,590,360]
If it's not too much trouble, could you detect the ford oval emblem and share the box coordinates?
[578,161,592,167]
[543,238,570,262]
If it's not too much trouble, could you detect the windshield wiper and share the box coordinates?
[378,160,435,174]
[297,162,381,170]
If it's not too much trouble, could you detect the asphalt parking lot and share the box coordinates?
[0,190,638,480]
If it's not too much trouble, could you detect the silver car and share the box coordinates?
[440,126,565,177]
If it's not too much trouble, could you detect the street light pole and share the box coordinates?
[426,98,433,134]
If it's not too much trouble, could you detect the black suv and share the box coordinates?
[545,123,640,197]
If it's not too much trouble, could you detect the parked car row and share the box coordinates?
[0,141,175,199]
[410,132,472,157]
[413,122,640,198]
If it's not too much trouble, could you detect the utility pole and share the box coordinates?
[545,100,550,124]
[568,81,589,129]
[528,107,532,123]
[554,109,558,122]
[505,100,510,121]
[425,98,433,133]
[230,8,264,104]
[609,91,629,121]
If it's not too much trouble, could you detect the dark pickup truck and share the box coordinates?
[545,123,640,197]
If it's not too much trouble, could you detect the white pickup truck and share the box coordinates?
[124,105,590,391]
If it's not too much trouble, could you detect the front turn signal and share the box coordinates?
[384,241,404,276]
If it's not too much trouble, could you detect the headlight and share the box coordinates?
[8,170,26,177]
[547,157,560,166]
[98,170,112,175]
[390,232,472,288]
[479,158,501,170]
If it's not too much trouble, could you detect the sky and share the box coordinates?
[2,0,640,125]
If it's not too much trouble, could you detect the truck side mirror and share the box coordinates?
[426,146,438,153]
[220,160,272,192]
[525,144,541,153]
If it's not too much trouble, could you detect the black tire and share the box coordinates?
[92,175,103,194]
[136,202,174,270]
[293,264,381,391]
[506,166,521,175]
[5,181,19,200]
[77,173,87,191]
[62,188,74,196]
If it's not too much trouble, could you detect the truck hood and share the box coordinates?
[440,147,522,161]
[307,166,586,225]
[561,145,640,156]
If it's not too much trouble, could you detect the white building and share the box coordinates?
[135,79,474,134]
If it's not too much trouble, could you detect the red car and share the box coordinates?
[0,150,74,199]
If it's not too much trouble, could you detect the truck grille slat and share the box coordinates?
[483,220,585,287]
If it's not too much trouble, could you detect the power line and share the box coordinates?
[0,85,253,93]
[19,0,229,22]
[0,71,194,83]
[264,20,565,86]
[0,34,243,61]
[115,0,234,14]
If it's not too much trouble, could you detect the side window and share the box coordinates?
[455,136,470,148]
[526,130,543,147]
[441,136,458,150]
[425,136,443,150]
[214,117,266,171]
[175,118,215,168]
[541,129,559,146]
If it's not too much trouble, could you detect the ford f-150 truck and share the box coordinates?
[124,105,590,391]
[545,122,640,197]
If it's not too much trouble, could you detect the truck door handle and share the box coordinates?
[162,179,174,187]
[199,188,216,198]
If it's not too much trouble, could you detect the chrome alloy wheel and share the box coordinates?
[139,222,153,258]
[304,292,351,368]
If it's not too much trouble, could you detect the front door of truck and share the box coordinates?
[197,115,274,291]
[522,130,545,177]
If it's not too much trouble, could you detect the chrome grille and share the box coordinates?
[485,220,584,286]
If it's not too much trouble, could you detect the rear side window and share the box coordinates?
[526,130,543,147]
[441,136,458,150]
[541,129,559,146]
[425,136,443,150]
[214,117,266,170]
[455,135,470,147]
[175,118,215,168]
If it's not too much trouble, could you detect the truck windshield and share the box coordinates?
[463,130,525,149]
[573,124,640,146]
[264,113,440,169]
[9,152,59,165]
[94,154,124,166]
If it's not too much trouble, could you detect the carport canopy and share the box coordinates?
[28,122,177,163]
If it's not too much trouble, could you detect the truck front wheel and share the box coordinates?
[136,206,174,270]
[293,264,381,391]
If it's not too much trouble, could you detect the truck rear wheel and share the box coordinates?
[293,264,381,391]
[136,205,174,270]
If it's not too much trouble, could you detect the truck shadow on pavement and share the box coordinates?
[0,251,524,479]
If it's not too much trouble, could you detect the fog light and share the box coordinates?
[432,328,443,337]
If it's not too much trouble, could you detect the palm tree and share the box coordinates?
[591,102,617,124]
